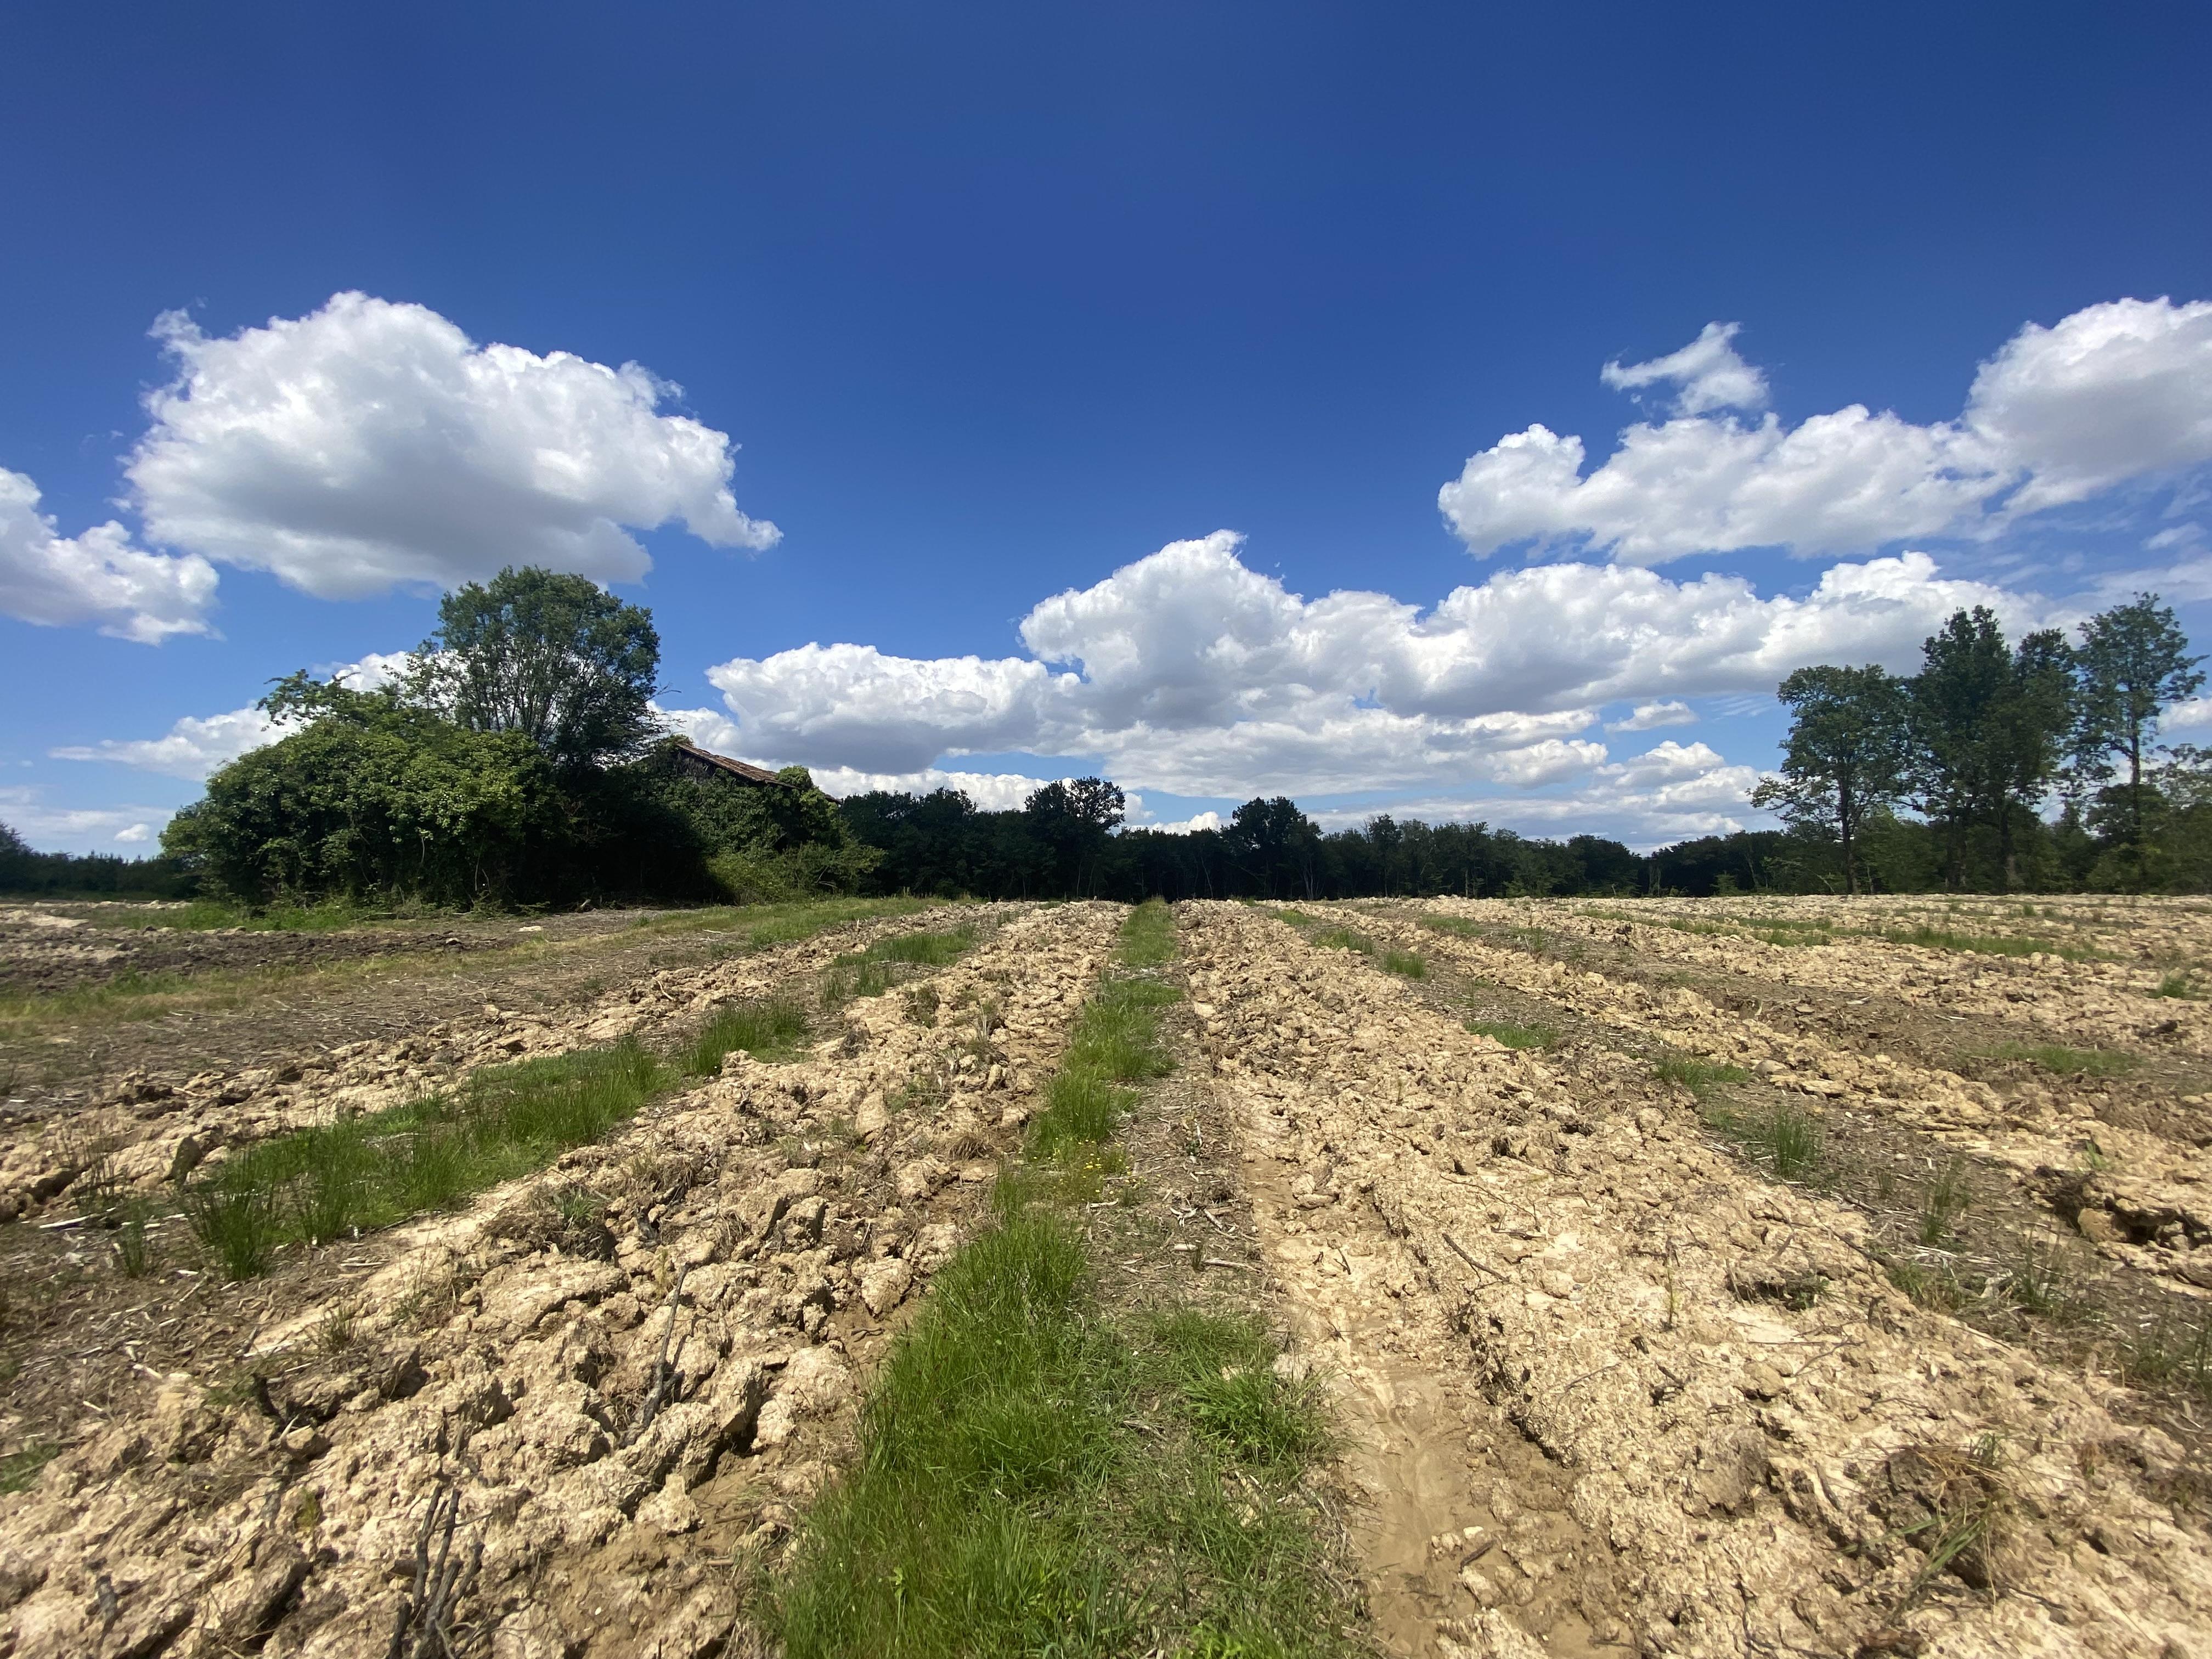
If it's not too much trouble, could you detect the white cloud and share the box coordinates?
[1605,699,1696,732]
[1601,322,1768,415]
[1,466,217,642]
[1440,297,2212,563]
[0,787,176,851]
[809,767,1048,812]
[1138,810,1223,836]
[127,292,778,599]
[2166,697,2212,732]
[702,531,2049,798]
[51,651,413,781]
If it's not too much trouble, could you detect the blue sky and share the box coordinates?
[5,2,2209,851]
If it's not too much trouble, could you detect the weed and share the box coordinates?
[112,1205,152,1277]
[902,983,940,1026]
[1381,950,1425,979]
[1709,1098,1825,1180]
[1886,925,2105,963]
[685,997,810,1074]
[2002,1236,2089,1323]
[1653,1055,1748,1092]
[2154,971,2202,1000]
[1417,916,1480,939]
[1884,1436,2010,1609]
[188,1181,281,1280]
[0,1444,59,1496]
[2122,1311,2212,1401]
[823,926,977,1006]
[316,1300,361,1353]
[1030,977,1178,1158]
[1467,1019,1560,1050]
[1976,1042,2138,1079]
[1919,1159,1973,1245]
[1759,1102,1826,1181]
[1310,927,1372,954]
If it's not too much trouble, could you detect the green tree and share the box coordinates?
[1751,664,1911,894]
[1909,608,2012,887]
[1986,628,2077,886]
[2072,594,2205,847]
[1023,777,1125,895]
[1224,797,1321,899]
[407,567,663,770]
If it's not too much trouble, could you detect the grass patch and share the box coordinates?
[1976,1042,2140,1079]
[1919,1158,1973,1245]
[684,997,812,1073]
[185,1039,666,1277]
[1119,898,1178,968]
[1467,1018,1560,1050]
[824,925,978,1005]
[1706,1097,1826,1181]
[1380,950,1426,979]
[1653,1055,1749,1092]
[1884,925,2106,963]
[776,899,1353,1657]
[0,1443,59,1496]
[2154,972,2203,1000]
[1308,927,1372,954]
[1,895,933,1033]
[2000,1236,2090,1323]
[150,898,382,932]
[2123,1311,2212,1401]
[1028,974,1178,1158]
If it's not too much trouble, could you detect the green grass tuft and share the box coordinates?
[1308,927,1372,954]
[685,997,811,1074]
[1977,1042,2139,1079]
[0,1444,60,1496]
[1380,950,1425,979]
[1653,1055,1748,1092]
[824,926,978,1005]
[185,1039,665,1278]
[2154,971,2202,1000]
[1466,1019,1560,1049]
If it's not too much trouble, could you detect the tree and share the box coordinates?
[407,567,663,770]
[1023,777,1125,895]
[1909,608,2012,887]
[2073,594,2206,847]
[1223,797,1320,898]
[1751,664,1910,894]
[1985,628,2076,885]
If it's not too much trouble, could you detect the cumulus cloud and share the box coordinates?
[702,531,2047,798]
[1606,699,1696,732]
[127,292,778,599]
[1601,322,1768,415]
[0,787,176,851]
[1,466,217,642]
[1441,297,2212,562]
[52,651,413,781]
[2166,697,2212,731]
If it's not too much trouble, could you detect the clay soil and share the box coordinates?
[4,895,2212,1658]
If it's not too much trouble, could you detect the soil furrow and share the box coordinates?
[1184,900,2212,1658]
[0,902,1119,1659]
[1374,904,2212,1301]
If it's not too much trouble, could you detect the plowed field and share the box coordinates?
[3,895,2209,1658]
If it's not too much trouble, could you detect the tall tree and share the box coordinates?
[407,567,663,770]
[1023,776,1125,895]
[1751,664,1910,894]
[1908,608,2012,887]
[2072,594,2206,846]
[1985,628,2077,884]
[1224,797,1321,899]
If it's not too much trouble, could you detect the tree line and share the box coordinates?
[1752,594,2206,894]
[5,573,2205,907]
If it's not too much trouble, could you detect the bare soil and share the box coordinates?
[4,895,2212,1658]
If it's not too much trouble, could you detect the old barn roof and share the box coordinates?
[669,740,793,787]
